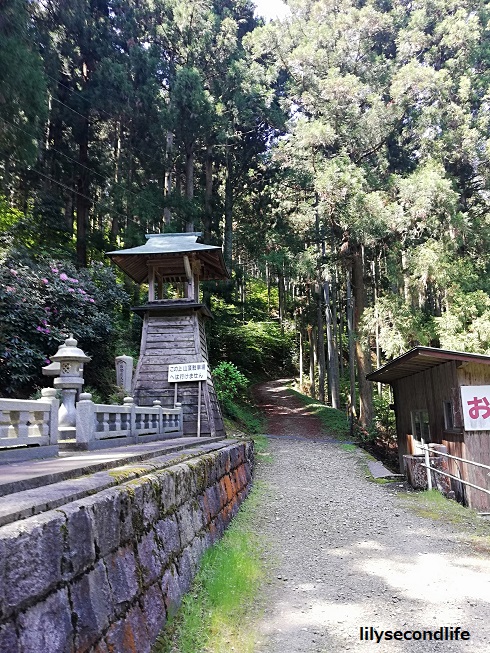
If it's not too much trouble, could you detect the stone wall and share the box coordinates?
[0,441,254,653]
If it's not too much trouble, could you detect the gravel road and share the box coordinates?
[250,380,490,653]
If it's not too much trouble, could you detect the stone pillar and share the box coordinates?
[116,356,134,394]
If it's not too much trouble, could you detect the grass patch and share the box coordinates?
[400,489,490,553]
[340,443,357,452]
[287,388,351,439]
[222,396,265,435]
[154,481,269,653]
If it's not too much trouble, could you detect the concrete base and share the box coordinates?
[59,432,183,451]
[0,444,59,464]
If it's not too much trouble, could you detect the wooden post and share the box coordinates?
[197,380,202,437]
[423,440,433,490]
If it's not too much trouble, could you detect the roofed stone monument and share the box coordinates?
[107,232,228,438]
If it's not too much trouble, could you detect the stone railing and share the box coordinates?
[74,394,183,450]
[0,389,59,461]
[0,392,184,460]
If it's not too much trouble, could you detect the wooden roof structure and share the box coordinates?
[107,232,229,283]
[367,346,490,384]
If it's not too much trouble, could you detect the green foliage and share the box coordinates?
[221,397,265,435]
[0,251,129,396]
[288,388,351,439]
[212,361,248,402]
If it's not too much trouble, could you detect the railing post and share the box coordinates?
[76,393,95,447]
[153,400,162,436]
[175,402,183,436]
[124,397,136,437]
[422,440,432,491]
[39,388,59,444]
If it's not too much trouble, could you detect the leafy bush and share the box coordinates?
[212,361,248,402]
[0,252,129,396]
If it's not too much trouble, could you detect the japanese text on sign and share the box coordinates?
[168,362,208,382]
[460,386,490,430]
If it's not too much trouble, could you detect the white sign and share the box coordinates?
[460,385,490,431]
[168,362,208,382]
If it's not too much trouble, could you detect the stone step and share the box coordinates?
[0,438,233,528]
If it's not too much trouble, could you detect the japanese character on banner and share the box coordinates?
[467,396,490,420]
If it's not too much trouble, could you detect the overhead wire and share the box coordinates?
[0,113,166,215]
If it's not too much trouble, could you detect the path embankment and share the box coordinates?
[251,379,490,653]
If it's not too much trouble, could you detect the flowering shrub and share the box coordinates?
[0,253,129,396]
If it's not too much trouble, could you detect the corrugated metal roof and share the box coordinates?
[106,232,221,256]
[367,346,490,383]
[106,232,229,282]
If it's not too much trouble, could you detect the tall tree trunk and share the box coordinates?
[308,325,316,399]
[316,283,326,403]
[324,275,340,408]
[185,145,194,232]
[203,143,213,242]
[299,314,304,392]
[224,155,233,270]
[76,115,90,267]
[164,131,173,225]
[351,244,373,427]
[346,269,356,435]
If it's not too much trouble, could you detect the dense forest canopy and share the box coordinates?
[1,0,490,432]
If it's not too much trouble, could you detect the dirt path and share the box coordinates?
[251,380,490,653]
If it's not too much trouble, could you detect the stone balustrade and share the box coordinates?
[0,392,184,460]
[0,389,59,461]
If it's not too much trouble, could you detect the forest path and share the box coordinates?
[250,379,490,653]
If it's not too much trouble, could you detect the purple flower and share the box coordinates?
[89,298,95,303]
[41,278,49,285]
[59,273,68,281]
[9,269,17,276]
[51,267,59,273]
[78,289,86,295]
[69,277,79,283]
[36,326,43,332]
[45,359,51,365]
[68,287,75,293]
[6,286,15,293]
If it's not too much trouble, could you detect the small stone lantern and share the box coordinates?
[51,335,91,434]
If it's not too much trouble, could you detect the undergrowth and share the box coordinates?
[287,388,351,439]
[400,489,490,554]
[153,480,269,653]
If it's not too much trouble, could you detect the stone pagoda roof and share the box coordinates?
[107,232,229,283]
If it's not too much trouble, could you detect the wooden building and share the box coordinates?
[107,232,228,438]
[367,347,490,510]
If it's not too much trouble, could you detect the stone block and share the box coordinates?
[175,503,197,548]
[160,566,182,618]
[154,470,176,515]
[130,480,160,530]
[185,458,208,493]
[137,531,162,587]
[176,548,193,594]
[0,511,64,617]
[171,464,195,506]
[105,546,139,611]
[89,640,109,653]
[71,560,113,651]
[141,583,166,643]
[202,453,218,487]
[229,443,244,470]
[105,604,150,653]
[203,485,221,521]
[223,474,235,504]
[154,515,180,561]
[83,490,122,558]
[217,448,231,476]
[118,490,134,544]
[58,504,96,579]
[18,588,73,653]
[0,622,19,653]
[217,478,228,510]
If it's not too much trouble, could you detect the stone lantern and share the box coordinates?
[51,335,91,435]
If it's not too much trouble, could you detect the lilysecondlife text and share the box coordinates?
[360,626,470,643]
